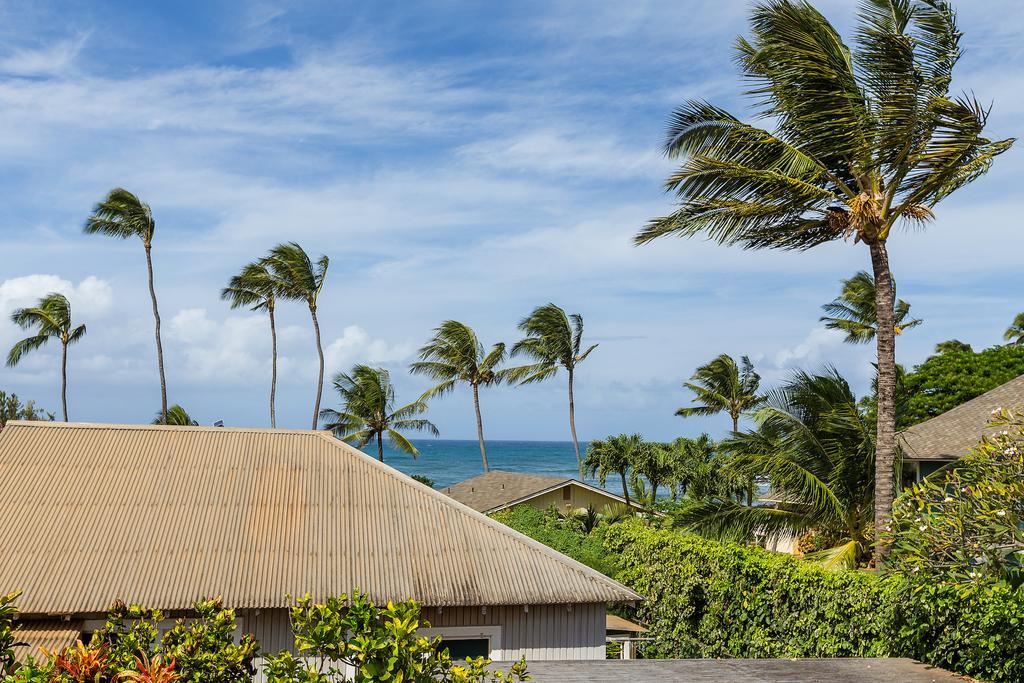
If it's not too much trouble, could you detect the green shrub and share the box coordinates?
[490,505,619,577]
[0,592,20,677]
[606,521,1024,682]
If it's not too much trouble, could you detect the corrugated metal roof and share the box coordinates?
[0,422,639,616]
[12,620,81,664]
[900,373,1024,461]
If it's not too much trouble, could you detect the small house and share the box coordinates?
[442,470,635,515]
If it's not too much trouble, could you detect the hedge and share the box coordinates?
[605,521,1024,682]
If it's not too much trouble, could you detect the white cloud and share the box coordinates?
[0,274,112,344]
[324,325,416,375]
[0,33,88,77]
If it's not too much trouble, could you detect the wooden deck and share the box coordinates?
[498,658,967,682]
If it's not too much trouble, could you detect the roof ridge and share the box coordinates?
[313,431,640,601]
[5,420,324,435]
[900,372,1024,434]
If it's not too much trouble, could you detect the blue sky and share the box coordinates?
[0,0,1022,441]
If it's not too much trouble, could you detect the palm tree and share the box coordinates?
[410,321,507,472]
[630,441,675,503]
[935,339,972,354]
[676,354,763,435]
[264,242,329,429]
[821,271,921,344]
[583,434,644,507]
[154,405,199,426]
[320,364,439,462]
[85,189,169,421]
[635,1,1012,564]
[0,391,54,429]
[678,369,876,569]
[6,293,86,422]
[1003,313,1024,345]
[222,261,280,427]
[510,303,598,478]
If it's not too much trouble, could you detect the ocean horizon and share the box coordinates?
[357,438,621,493]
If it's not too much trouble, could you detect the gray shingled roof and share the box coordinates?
[495,658,966,682]
[900,373,1024,461]
[442,470,574,513]
[0,422,639,615]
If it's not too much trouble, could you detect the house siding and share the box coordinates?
[238,603,607,661]
[519,484,623,515]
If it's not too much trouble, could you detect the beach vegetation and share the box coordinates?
[637,0,1014,565]
[320,364,438,461]
[509,303,597,478]
[820,271,921,344]
[84,188,168,423]
[410,321,511,472]
[6,293,86,423]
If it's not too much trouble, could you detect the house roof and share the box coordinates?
[12,621,82,664]
[605,613,646,634]
[0,422,638,615]
[899,373,1024,461]
[442,470,630,514]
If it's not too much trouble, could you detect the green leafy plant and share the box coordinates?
[0,591,23,677]
[889,408,1024,586]
[159,599,257,683]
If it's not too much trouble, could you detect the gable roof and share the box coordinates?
[0,422,638,615]
[899,373,1024,461]
[442,470,630,514]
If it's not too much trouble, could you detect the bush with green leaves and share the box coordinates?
[490,504,620,577]
[0,592,21,677]
[606,520,1024,682]
[263,592,528,683]
[889,409,1024,586]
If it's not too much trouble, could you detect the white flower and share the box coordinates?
[919,524,927,531]
[944,497,954,503]
[997,510,1007,517]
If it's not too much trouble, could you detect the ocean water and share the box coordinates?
[359,439,623,494]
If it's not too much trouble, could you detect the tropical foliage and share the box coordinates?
[1004,312,1024,345]
[675,354,762,433]
[264,242,329,430]
[0,591,20,677]
[0,392,53,429]
[820,271,921,343]
[889,408,1024,586]
[605,521,1024,683]
[934,339,972,354]
[410,321,509,472]
[510,303,597,477]
[6,293,86,422]
[898,343,1024,427]
[85,188,169,422]
[154,405,199,426]
[320,364,438,461]
[637,0,1013,564]
[677,370,875,568]
[222,260,280,427]
[583,434,645,507]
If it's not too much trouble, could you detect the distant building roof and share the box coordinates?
[12,621,81,665]
[605,613,646,634]
[899,373,1024,461]
[442,470,630,514]
[0,422,638,615]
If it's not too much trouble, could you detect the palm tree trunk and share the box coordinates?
[869,240,898,566]
[568,368,583,479]
[472,383,489,472]
[269,305,278,429]
[309,305,325,430]
[144,243,168,423]
[377,431,384,462]
[620,471,630,508]
[60,341,68,422]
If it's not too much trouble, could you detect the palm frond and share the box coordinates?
[83,188,154,242]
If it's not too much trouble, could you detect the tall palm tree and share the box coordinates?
[630,441,675,503]
[583,433,644,507]
[1003,313,1024,346]
[85,188,168,421]
[678,369,876,569]
[510,303,598,478]
[410,321,507,472]
[677,354,763,434]
[221,261,280,427]
[636,0,1012,564]
[154,405,199,426]
[321,365,438,462]
[264,242,329,429]
[6,293,86,422]
[821,271,921,344]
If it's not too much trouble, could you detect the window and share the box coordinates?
[562,486,571,501]
[419,625,502,660]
